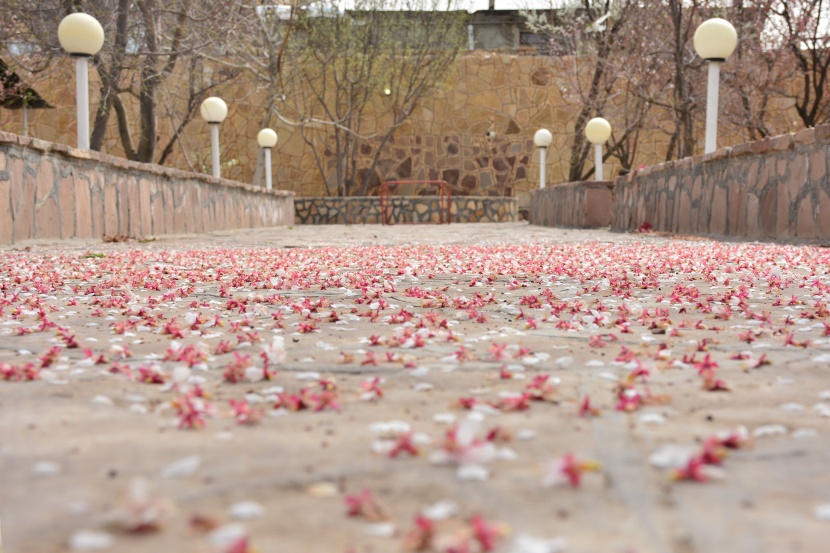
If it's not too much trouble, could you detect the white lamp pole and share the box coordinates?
[257,128,278,191]
[533,129,553,189]
[58,13,105,150]
[584,117,612,180]
[694,18,737,154]
[200,97,228,178]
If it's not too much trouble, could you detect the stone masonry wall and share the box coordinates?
[294,197,518,224]
[611,124,830,240]
[529,182,614,229]
[0,132,294,244]
[9,51,767,207]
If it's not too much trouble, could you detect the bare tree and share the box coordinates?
[719,0,779,140]
[235,0,468,197]
[0,0,242,164]
[764,0,830,128]
[522,0,649,180]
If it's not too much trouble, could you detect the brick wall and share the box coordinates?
[0,132,294,244]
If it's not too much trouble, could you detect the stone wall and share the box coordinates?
[295,196,518,224]
[0,132,293,244]
[8,51,770,206]
[529,181,614,228]
[611,124,830,240]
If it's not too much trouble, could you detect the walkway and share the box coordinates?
[1,223,828,553]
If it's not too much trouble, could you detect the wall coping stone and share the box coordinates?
[772,134,794,150]
[794,127,815,145]
[549,180,614,190]
[610,122,830,188]
[0,131,293,199]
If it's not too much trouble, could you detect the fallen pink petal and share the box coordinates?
[1,224,829,553]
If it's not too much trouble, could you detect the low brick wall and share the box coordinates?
[0,132,294,244]
[612,124,830,240]
[529,181,614,228]
[295,196,518,224]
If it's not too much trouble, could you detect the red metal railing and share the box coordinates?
[380,180,451,225]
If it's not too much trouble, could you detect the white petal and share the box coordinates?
[229,501,264,520]
[69,530,114,550]
[363,522,396,537]
[208,524,248,549]
[814,503,830,521]
[509,534,568,553]
[160,455,201,478]
[457,464,489,481]
[753,424,789,438]
[32,461,62,476]
[421,500,459,521]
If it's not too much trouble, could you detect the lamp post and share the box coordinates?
[257,128,278,191]
[58,13,105,150]
[534,129,553,189]
[200,97,228,178]
[584,117,612,181]
[694,18,737,154]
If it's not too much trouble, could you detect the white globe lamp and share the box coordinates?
[534,129,553,189]
[257,129,278,191]
[58,13,105,150]
[201,97,228,177]
[585,117,612,180]
[694,18,737,153]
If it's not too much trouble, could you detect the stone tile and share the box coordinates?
[710,186,727,235]
[0,179,12,244]
[117,178,132,237]
[126,177,141,237]
[36,157,55,203]
[810,150,827,183]
[790,156,807,199]
[795,198,816,238]
[745,193,760,236]
[819,191,830,237]
[729,186,746,234]
[139,179,152,238]
[58,176,75,238]
[150,183,166,236]
[13,157,35,242]
[759,188,777,237]
[75,176,93,238]
[89,174,105,238]
[103,178,119,237]
[35,194,61,239]
[163,184,176,233]
[776,185,790,237]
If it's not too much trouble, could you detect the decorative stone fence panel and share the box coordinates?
[529,182,614,229]
[0,132,294,244]
[295,196,518,224]
[612,124,830,240]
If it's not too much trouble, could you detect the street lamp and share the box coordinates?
[534,129,553,189]
[694,18,737,154]
[257,128,278,191]
[58,13,105,150]
[200,97,228,178]
[584,117,612,180]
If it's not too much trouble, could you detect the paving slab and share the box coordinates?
[1,223,829,553]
